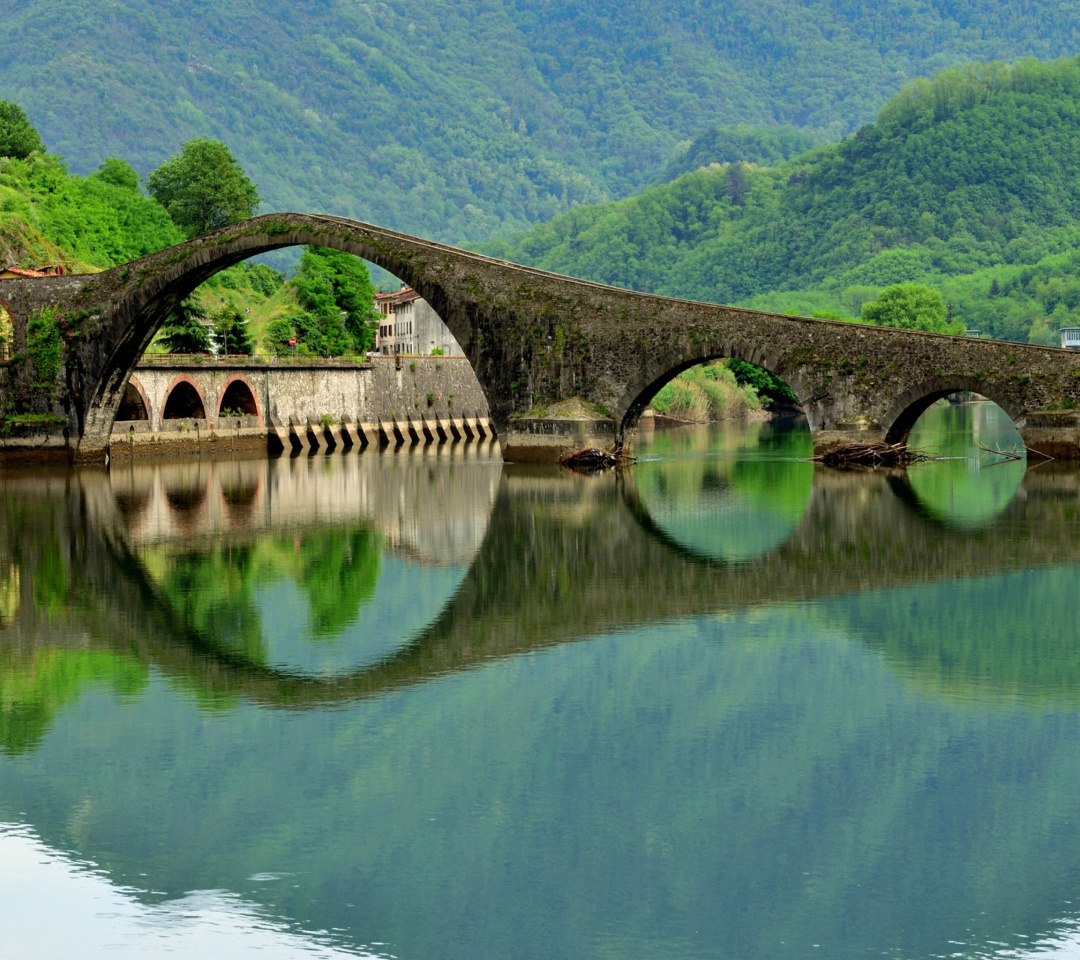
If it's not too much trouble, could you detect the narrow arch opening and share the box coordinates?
[219,380,258,418]
[116,382,149,421]
[163,382,207,420]
[903,392,1025,529]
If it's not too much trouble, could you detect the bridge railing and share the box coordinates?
[136,353,375,367]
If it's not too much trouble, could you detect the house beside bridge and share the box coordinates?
[375,287,463,357]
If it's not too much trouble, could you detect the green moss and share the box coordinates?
[26,307,62,390]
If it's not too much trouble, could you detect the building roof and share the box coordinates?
[0,264,66,279]
[375,286,421,308]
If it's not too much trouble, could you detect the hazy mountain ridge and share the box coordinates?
[3,0,1080,243]
[484,57,1080,344]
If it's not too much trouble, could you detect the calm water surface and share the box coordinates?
[4,404,1080,959]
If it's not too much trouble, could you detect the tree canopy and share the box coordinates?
[0,101,43,160]
[861,285,954,333]
[290,246,378,356]
[147,139,261,239]
[5,0,1080,243]
[485,56,1080,344]
[157,299,212,354]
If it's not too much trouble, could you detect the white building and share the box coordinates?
[374,288,463,356]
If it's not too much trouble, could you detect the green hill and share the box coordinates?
[4,2,1080,243]
[485,57,1080,344]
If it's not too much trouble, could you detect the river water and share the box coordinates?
[2,401,1080,960]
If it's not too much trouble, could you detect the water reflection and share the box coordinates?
[3,416,1080,958]
[906,400,1026,528]
[633,419,813,562]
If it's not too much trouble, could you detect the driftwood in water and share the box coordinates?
[561,447,632,470]
[812,440,928,467]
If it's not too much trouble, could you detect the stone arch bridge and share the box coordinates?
[1,212,1079,461]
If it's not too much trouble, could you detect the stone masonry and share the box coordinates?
[3,212,1080,460]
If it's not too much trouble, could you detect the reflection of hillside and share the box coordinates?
[5,459,1080,744]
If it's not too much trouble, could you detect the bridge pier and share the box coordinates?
[1019,411,1080,459]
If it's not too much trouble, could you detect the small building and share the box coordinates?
[374,288,463,356]
[0,264,65,280]
[1061,328,1080,349]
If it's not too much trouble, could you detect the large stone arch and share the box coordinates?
[881,375,1026,444]
[612,340,810,438]
[74,214,495,450]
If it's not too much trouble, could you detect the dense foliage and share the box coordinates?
[487,57,1080,343]
[146,139,261,238]
[658,125,822,183]
[651,362,760,421]
[0,100,43,160]
[170,246,379,357]
[3,1,1080,242]
[861,284,953,333]
[156,299,212,354]
[0,150,181,269]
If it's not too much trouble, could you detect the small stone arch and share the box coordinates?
[882,375,1024,444]
[217,375,261,426]
[162,375,209,420]
[116,376,150,422]
[613,342,806,437]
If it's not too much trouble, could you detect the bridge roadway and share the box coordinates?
[3,213,1080,460]
[3,460,1080,717]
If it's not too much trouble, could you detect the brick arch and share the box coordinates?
[117,374,152,422]
[881,375,1026,445]
[216,374,262,426]
[162,374,209,421]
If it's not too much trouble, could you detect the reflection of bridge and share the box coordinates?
[92,446,502,564]
[4,213,1080,461]
[5,458,1080,716]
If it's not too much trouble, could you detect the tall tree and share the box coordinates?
[0,101,43,160]
[291,246,379,355]
[212,306,255,356]
[147,139,261,239]
[157,299,212,354]
[861,284,956,333]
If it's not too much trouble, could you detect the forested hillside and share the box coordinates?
[3,1,1080,242]
[486,58,1080,344]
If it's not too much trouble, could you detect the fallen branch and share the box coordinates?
[976,442,1023,462]
[561,447,633,470]
[811,440,928,467]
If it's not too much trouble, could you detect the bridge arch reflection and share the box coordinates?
[5,451,1080,751]
[629,421,814,563]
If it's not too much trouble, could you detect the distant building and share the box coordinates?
[1061,327,1080,349]
[374,288,463,356]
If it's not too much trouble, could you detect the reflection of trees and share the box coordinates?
[837,567,1080,706]
[635,423,813,561]
[6,460,1080,750]
[0,648,147,756]
[139,528,383,663]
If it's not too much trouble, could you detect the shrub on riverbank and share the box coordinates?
[651,362,761,421]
